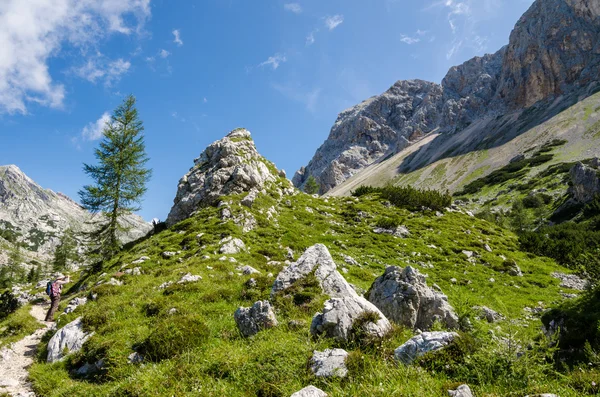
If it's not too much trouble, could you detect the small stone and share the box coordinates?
[162,251,176,259]
[291,385,327,397]
[234,300,278,337]
[128,352,144,364]
[448,384,473,397]
[177,273,202,284]
[310,349,348,378]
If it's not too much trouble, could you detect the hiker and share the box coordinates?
[44,275,70,322]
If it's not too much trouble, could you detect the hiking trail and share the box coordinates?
[0,304,52,397]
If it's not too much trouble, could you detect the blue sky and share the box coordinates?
[0,0,534,221]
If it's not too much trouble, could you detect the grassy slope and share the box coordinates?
[0,304,42,348]
[27,190,588,397]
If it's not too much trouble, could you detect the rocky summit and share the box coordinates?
[295,0,600,194]
[0,165,151,265]
[166,128,290,226]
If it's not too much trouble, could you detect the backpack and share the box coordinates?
[46,280,60,297]
[45,281,54,297]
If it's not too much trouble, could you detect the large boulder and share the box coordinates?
[166,129,288,226]
[309,349,349,378]
[310,296,391,342]
[291,386,328,397]
[394,331,458,365]
[368,266,458,330]
[568,162,600,203]
[47,317,92,363]
[234,300,278,337]
[271,244,357,299]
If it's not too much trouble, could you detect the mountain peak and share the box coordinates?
[295,0,600,193]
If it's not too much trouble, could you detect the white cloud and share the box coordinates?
[324,15,344,31]
[81,112,111,141]
[72,58,131,86]
[0,0,151,114]
[203,97,208,103]
[259,54,287,70]
[173,29,183,46]
[400,35,421,45]
[306,29,318,46]
[284,3,302,14]
[159,49,170,58]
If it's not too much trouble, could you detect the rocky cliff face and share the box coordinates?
[166,128,291,226]
[0,165,151,264]
[295,0,600,193]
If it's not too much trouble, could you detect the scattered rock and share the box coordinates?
[219,237,246,254]
[373,226,410,238]
[106,278,123,286]
[162,251,176,259]
[47,318,92,363]
[158,281,173,290]
[310,296,391,342]
[238,265,260,275]
[508,264,523,277]
[448,384,473,397]
[234,300,278,337]
[368,266,459,330]
[241,188,259,208]
[177,273,202,284]
[310,349,349,378]
[63,297,87,314]
[291,385,328,397]
[128,352,144,364]
[132,256,150,264]
[341,254,359,266]
[551,272,587,291]
[394,331,458,365]
[484,244,492,252]
[271,244,357,299]
[474,306,504,323]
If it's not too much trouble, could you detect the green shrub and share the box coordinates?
[375,216,403,229]
[352,185,451,212]
[140,314,210,361]
[0,291,19,320]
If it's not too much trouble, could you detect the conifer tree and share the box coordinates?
[304,175,320,195]
[79,95,151,259]
[53,228,78,271]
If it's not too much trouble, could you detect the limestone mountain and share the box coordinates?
[0,165,152,265]
[294,0,600,194]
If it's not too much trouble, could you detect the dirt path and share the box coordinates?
[0,304,52,397]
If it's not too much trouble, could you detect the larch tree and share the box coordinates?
[79,95,151,259]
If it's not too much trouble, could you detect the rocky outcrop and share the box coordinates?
[568,161,600,203]
[368,266,458,330]
[166,129,288,226]
[497,0,600,109]
[47,317,92,363]
[394,331,458,365]
[271,244,357,299]
[310,296,391,342]
[309,349,349,378]
[234,300,278,337]
[0,165,151,265]
[291,386,328,397]
[295,0,600,193]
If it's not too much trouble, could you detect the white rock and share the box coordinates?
[448,384,473,397]
[219,237,246,254]
[310,349,348,378]
[177,273,202,284]
[271,244,357,299]
[310,296,391,342]
[368,266,458,330]
[290,385,328,397]
[234,300,278,337]
[394,331,458,365]
[47,318,92,363]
